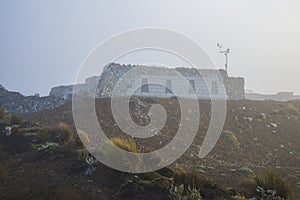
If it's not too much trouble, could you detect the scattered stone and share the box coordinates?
[244,117,253,122]
[280,144,284,148]
[270,123,277,128]
[266,152,273,157]
[259,113,267,119]
[229,169,237,172]
[37,144,50,151]
[5,127,11,136]
[272,130,277,134]
[239,167,253,174]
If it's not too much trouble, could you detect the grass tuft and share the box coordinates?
[253,167,292,199]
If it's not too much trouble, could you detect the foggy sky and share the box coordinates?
[0,0,299,96]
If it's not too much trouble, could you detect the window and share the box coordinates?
[211,81,219,94]
[141,78,149,92]
[165,80,172,93]
[188,80,196,93]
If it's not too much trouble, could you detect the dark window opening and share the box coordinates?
[141,78,149,93]
[188,80,196,93]
[165,80,172,93]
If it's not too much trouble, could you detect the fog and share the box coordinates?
[0,0,299,96]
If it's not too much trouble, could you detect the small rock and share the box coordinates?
[239,167,253,174]
[266,152,273,157]
[259,113,267,119]
[270,123,277,128]
[229,169,237,172]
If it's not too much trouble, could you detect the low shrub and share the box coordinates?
[110,136,141,152]
[74,148,89,161]
[10,126,20,136]
[253,168,291,199]
[169,184,202,200]
[222,130,240,149]
[101,137,142,173]
[285,103,299,115]
[39,122,74,145]
[75,130,90,147]
[171,166,225,200]
[10,114,23,125]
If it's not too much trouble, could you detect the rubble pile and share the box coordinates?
[0,85,65,113]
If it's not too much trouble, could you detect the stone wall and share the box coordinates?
[0,85,65,113]
[49,63,245,100]
[97,63,245,100]
[246,92,300,102]
[226,77,245,100]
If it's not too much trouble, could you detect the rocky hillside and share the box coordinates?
[25,97,300,198]
[0,85,66,113]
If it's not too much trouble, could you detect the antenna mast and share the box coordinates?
[217,43,230,71]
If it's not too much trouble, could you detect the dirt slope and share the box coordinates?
[24,98,300,198]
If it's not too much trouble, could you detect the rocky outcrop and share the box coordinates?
[0,85,65,113]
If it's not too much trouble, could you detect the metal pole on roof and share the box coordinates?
[217,43,230,72]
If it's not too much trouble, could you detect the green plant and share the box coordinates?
[10,114,23,125]
[253,168,291,199]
